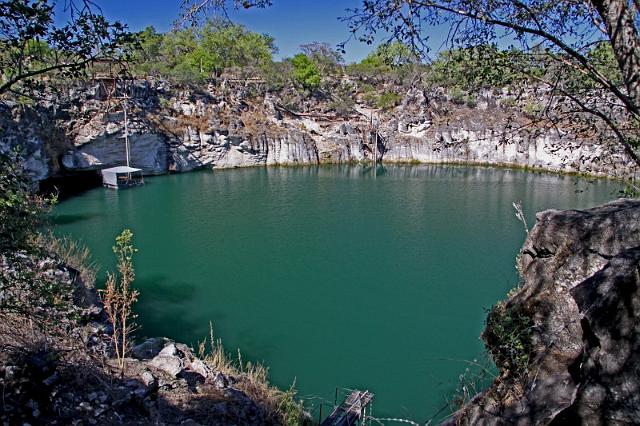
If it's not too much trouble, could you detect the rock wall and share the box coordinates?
[1,82,637,181]
[447,199,640,425]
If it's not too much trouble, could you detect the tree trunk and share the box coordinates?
[591,0,640,112]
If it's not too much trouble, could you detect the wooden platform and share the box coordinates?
[321,390,374,426]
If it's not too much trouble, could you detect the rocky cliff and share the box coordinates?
[1,80,637,182]
[446,199,640,425]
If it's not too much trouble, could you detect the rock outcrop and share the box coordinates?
[0,249,304,425]
[2,81,636,181]
[448,199,640,425]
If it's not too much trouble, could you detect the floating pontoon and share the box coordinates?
[101,166,144,189]
[101,95,145,189]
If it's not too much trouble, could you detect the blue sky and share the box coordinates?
[60,0,394,63]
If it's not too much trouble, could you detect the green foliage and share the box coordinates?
[449,86,466,105]
[327,81,355,114]
[262,61,294,92]
[484,302,534,376]
[619,182,640,198]
[588,42,622,85]
[374,41,419,67]
[346,41,418,81]
[499,96,518,109]
[0,0,133,94]
[291,53,321,91]
[102,229,139,371]
[564,41,623,90]
[523,101,544,118]
[277,385,307,426]
[300,42,343,77]
[0,151,55,251]
[376,91,401,110]
[198,20,276,76]
[427,45,532,91]
[131,21,276,82]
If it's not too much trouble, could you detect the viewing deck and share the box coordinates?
[321,390,374,426]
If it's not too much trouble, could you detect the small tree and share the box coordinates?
[0,151,54,251]
[291,53,321,91]
[0,0,133,96]
[300,41,343,76]
[101,229,139,372]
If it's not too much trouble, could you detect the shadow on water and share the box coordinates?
[39,171,102,200]
[52,212,103,225]
[135,274,199,304]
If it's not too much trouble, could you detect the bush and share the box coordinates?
[291,54,321,91]
[376,91,401,110]
[465,94,478,108]
[101,229,139,372]
[523,101,544,118]
[0,151,55,251]
[449,86,466,105]
[483,302,534,377]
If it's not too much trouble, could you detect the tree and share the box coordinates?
[101,229,139,373]
[427,45,530,91]
[300,42,344,76]
[132,26,166,76]
[0,151,54,251]
[373,41,419,68]
[198,20,276,76]
[129,21,276,81]
[340,0,640,167]
[291,53,321,91]
[0,0,133,96]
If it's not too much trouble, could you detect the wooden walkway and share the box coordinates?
[321,390,374,426]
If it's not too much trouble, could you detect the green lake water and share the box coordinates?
[53,165,622,422]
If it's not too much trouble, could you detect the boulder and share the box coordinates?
[132,338,170,360]
[447,199,640,425]
[149,355,183,377]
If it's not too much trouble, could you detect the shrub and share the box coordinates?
[449,86,466,105]
[483,302,534,377]
[101,229,139,373]
[523,101,544,118]
[376,91,401,110]
[201,323,307,425]
[0,151,55,251]
[37,232,98,287]
[465,94,478,108]
[291,53,321,91]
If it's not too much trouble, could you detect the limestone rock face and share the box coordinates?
[3,81,637,181]
[61,114,167,174]
[448,199,640,425]
[0,104,51,180]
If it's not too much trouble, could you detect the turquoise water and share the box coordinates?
[53,165,621,422]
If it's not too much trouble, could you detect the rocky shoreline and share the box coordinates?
[2,80,639,425]
[446,198,640,425]
[0,248,305,425]
[2,80,637,184]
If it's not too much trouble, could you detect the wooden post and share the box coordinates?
[123,102,130,168]
[373,115,377,179]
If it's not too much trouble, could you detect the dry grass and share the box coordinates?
[200,322,307,425]
[37,232,98,287]
[100,229,139,373]
[240,110,286,139]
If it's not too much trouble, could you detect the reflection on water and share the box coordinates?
[54,165,622,421]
